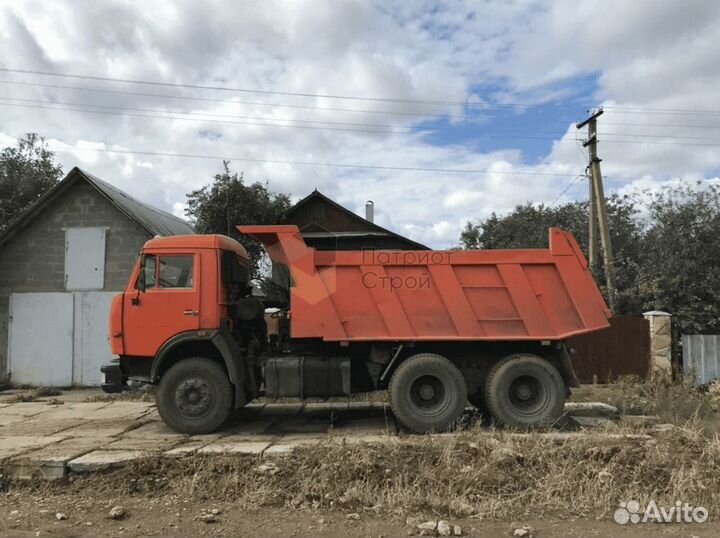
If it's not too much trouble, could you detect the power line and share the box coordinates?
[602,121,720,130]
[0,79,455,121]
[0,67,600,111]
[8,97,720,147]
[0,94,610,139]
[548,173,586,207]
[9,98,720,148]
[0,100,417,135]
[15,79,720,135]
[598,131,720,141]
[8,67,720,119]
[0,67,482,108]
[9,96,720,148]
[0,95,420,131]
[600,138,720,147]
[0,99,589,142]
[604,106,720,117]
[42,142,588,178]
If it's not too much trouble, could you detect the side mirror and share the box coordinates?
[137,256,147,292]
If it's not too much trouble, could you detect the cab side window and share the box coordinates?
[136,254,157,289]
[159,255,194,288]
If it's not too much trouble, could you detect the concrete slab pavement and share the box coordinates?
[199,440,272,455]
[0,391,627,479]
[0,402,57,417]
[163,441,209,456]
[0,415,27,427]
[59,418,143,438]
[0,435,68,461]
[6,437,111,479]
[68,449,152,472]
[40,402,112,420]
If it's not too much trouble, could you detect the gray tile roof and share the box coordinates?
[79,169,194,236]
[0,167,194,249]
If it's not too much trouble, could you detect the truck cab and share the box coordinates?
[103,234,264,433]
[103,227,609,435]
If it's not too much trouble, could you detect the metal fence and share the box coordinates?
[683,334,720,386]
[568,316,651,384]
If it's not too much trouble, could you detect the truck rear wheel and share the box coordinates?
[157,357,233,434]
[484,354,565,430]
[389,353,467,433]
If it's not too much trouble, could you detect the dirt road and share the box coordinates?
[1,497,717,538]
[0,386,717,537]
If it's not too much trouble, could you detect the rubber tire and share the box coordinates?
[157,357,233,435]
[389,353,468,433]
[484,354,565,430]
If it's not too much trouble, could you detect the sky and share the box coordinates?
[1,0,720,248]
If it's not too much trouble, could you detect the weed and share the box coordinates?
[35,387,62,397]
[572,375,719,426]
[14,423,719,520]
[7,386,63,403]
[85,386,156,403]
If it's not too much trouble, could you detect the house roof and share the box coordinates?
[285,190,429,250]
[0,167,194,249]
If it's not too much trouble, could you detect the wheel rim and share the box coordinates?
[507,374,549,417]
[175,377,215,419]
[409,374,451,417]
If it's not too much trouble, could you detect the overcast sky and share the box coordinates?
[1,0,719,247]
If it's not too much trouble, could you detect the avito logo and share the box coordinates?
[614,500,708,524]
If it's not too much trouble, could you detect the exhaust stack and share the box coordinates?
[365,200,374,223]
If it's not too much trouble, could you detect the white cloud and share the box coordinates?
[172,202,187,219]
[1,0,719,249]
[444,190,483,209]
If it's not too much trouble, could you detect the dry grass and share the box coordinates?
[6,376,720,520]
[84,386,156,403]
[14,422,720,520]
[572,375,720,426]
[5,387,63,403]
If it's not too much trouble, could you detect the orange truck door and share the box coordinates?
[123,252,200,357]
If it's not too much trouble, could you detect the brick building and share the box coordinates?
[0,167,193,386]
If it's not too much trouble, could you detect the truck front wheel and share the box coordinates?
[157,357,233,434]
[484,354,565,430]
[389,353,467,433]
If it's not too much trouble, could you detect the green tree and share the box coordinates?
[185,161,291,278]
[0,134,63,233]
[640,182,720,333]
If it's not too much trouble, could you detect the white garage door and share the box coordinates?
[73,292,117,385]
[8,291,117,386]
[65,227,106,290]
[9,293,74,386]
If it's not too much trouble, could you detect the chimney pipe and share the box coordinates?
[365,200,374,222]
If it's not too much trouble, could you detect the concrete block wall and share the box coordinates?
[0,181,151,378]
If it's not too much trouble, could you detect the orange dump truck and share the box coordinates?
[102,225,611,434]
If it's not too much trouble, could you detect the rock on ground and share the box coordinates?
[437,520,452,536]
[417,520,437,536]
[109,506,125,520]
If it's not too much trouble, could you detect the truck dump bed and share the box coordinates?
[239,225,611,342]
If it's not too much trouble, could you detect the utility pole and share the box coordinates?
[576,108,617,313]
[586,169,598,271]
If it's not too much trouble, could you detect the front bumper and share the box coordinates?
[100,359,124,393]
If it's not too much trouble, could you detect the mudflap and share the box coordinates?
[557,344,581,395]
